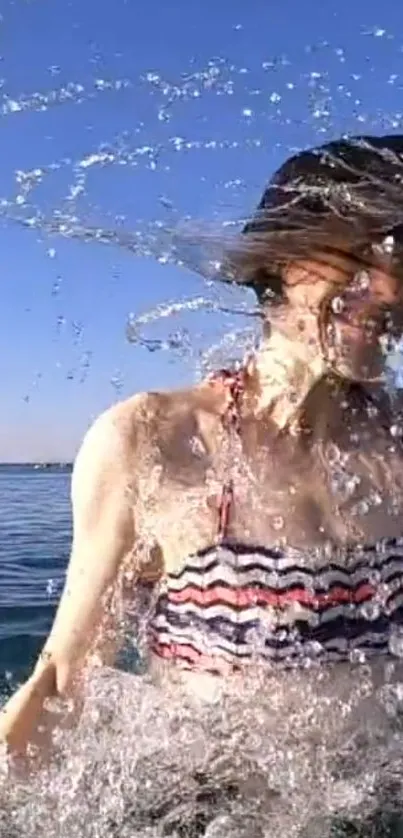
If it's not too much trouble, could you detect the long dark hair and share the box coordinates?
[224,134,403,304]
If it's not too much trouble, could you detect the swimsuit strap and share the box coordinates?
[209,368,246,541]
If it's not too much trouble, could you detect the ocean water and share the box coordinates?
[0,464,72,693]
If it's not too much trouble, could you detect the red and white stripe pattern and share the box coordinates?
[149,540,403,672]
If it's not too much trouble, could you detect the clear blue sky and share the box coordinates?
[2,0,403,461]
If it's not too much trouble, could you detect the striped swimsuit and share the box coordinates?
[149,371,403,673]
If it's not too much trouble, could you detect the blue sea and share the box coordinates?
[0,464,72,695]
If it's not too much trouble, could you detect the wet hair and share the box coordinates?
[224,134,403,304]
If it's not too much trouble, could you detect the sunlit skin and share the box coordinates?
[1,247,403,762]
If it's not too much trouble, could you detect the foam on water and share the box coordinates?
[3,659,403,837]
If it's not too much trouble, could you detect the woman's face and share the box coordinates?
[283,246,403,382]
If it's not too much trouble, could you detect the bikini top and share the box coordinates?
[147,369,403,672]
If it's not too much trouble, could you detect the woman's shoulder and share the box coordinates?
[114,383,207,429]
[74,383,208,468]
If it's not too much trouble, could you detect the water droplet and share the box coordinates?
[244,625,266,649]
[305,640,323,657]
[349,647,367,664]
[52,277,63,296]
[272,515,284,531]
[354,499,370,516]
[366,404,378,419]
[360,600,381,621]
[369,491,383,508]
[205,815,248,838]
[71,320,83,342]
[354,269,370,290]
[382,234,395,254]
[46,578,58,597]
[368,568,381,586]
[189,435,206,457]
[331,296,345,314]
[344,475,361,497]
[110,371,124,394]
[389,627,403,658]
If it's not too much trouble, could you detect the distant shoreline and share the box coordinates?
[0,462,73,468]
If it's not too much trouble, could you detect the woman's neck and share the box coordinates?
[248,328,390,436]
[243,302,392,435]
[247,308,327,431]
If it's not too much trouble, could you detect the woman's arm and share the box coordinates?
[0,407,136,756]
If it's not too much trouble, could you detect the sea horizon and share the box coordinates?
[0,462,73,468]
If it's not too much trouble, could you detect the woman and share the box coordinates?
[2,132,403,763]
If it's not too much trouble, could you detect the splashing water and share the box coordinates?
[4,24,403,838]
[4,661,403,837]
[5,36,403,369]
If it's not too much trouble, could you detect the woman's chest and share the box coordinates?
[135,425,403,576]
